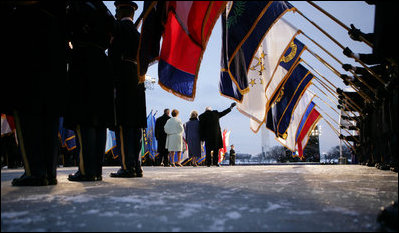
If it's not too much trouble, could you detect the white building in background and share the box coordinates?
[261,126,273,156]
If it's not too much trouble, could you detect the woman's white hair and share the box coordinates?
[205,106,212,111]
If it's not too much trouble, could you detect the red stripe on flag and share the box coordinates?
[160,11,201,75]
[297,108,320,159]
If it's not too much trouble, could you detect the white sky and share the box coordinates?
[104,1,375,155]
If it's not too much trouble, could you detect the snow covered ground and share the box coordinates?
[1,165,398,231]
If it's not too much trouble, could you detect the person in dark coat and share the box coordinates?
[66,1,115,182]
[3,2,68,186]
[199,103,236,167]
[155,109,171,166]
[184,110,201,167]
[109,1,147,178]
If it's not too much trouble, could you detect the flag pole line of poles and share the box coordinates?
[296,2,385,85]
[302,59,362,113]
[299,30,378,97]
[314,102,359,143]
[289,2,376,154]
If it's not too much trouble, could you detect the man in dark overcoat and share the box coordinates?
[108,1,147,178]
[155,109,171,166]
[199,103,236,167]
[3,2,67,186]
[66,1,115,181]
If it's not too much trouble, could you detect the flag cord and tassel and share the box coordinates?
[295,8,385,85]
[306,1,373,48]
[300,32,378,95]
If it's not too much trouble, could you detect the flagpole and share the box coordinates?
[306,1,373,48]
[314,78,361,113]
[294,8,385,85]
[312,81,360,116]
[300,32,378,95]
[302,59,367,112]
[304,61,341,95]
[315,94,360,133]
[312,83,338,105]
[317,74,362,113]
[322,116,339,135]
[314,95,341,116]
[320,114,358,153]
[314,78,338,99]
[306,48,373,102]
[321,114,356,151]
[306,47,373,100]
[315,104,358,140]
[304,57,364,112]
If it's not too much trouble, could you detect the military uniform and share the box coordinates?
[229,147,236,166]
[108,1,147,178]
[66,1,115,181]
[3,2,67,186]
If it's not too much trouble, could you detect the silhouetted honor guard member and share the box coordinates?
[199,103,236,167]
[3,2,67,186]
[155,109,171,166]
[109,1,147,178]
[66,1,115,181]
[229,145,236,166]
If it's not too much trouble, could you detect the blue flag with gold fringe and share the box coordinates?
[58,117,77,151]
[196,142,206,165]
[105,129,120,160]
[267,62,314,139]
[220,1,294,100]
[145,111,158,161]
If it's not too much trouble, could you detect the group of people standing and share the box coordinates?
[2,1,237,187]
[2,1,147,186]
[155,103,236,168]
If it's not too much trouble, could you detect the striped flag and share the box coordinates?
[276,91,315,152]
[196,142,206,165]
[146,111,158,161]
[297,108,322,159]
[158,1,227,100]
[218,129,231,163]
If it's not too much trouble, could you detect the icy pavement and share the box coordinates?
[1,165,398,232]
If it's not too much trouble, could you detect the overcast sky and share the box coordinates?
[104,1,375,155]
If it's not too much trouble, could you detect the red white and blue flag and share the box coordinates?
[296,108,321,159]
[158,1,226,100]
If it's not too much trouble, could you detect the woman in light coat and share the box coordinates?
[164,109,184,167]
